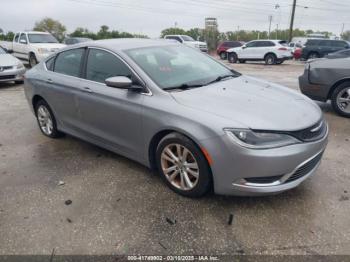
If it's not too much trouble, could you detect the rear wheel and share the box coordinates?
[156,133,212,197]
[331,82,350,118]
[35,100,63,138]
[228,53,238,63]
[307,52,319,60]
[265,54,277,65]
[219,52,227,60]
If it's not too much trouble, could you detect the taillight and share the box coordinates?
[278,47,288,51]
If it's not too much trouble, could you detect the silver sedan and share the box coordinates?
[0,46,25,84]
[24,39,328,197]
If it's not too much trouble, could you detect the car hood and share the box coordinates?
[227,46,242,52]
[170,76,322,131]
[0,54,21,66]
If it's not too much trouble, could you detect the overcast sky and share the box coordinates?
[0,0,348,37]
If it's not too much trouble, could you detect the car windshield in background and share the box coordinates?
[0,47,6,54]
[28,34,58,43]
[125,45,238,90]
[181,35,195,41]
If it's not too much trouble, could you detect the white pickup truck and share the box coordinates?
[0,31,66,67]
[164,35,208,52]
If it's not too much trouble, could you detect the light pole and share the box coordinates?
[289,0,297,42]
[268,15,273,39]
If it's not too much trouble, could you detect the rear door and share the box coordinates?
[43,48,86,132]
[15,33,29,60]
[76,48,145,158]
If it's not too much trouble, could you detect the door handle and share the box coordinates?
[46,79,54,84]
[83,87,93,93]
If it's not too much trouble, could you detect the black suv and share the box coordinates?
[301,39,350,60]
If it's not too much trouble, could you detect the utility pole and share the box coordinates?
[289,0,297,42]
[341,23,345,37]
[268,15,273,39]
[276,24,279,39]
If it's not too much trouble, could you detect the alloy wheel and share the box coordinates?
[337,87,350,114]
[37,105,54,135]
[160,143,199,191]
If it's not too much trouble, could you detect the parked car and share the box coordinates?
[288,42,303,53]
[24,39,328,197]
[226,40,293,65]
[299,57,350,117]
[301,39,350,60]
[325,49,350,59]
[164,35,207,52]
[8,31,66,67]
[216,41,244,60]
[0,46,25,84]
[64,37,92,45]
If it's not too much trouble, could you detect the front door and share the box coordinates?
[77,48,145,158]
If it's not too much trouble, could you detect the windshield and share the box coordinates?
[181,35,195,42]
[0,47,6,54]
[125,45,238,90]
[28,34,58,43]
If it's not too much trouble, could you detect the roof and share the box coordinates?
[69,38,178,51]
[22,31,51,34]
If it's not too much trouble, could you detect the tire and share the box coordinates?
[331,82,350,118]
[29,53,37,68]
[264,53,277,65]
[15,80,24,84]
[307,52,319,60]
[219,52,227,60]
[35,100,63,138]
[156,132,212,197]
[228,53,238,63]
[239,59,246,64]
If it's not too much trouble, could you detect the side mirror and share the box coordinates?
[19,39,27,44]
[105,76,144,92]
[242,45,247,49]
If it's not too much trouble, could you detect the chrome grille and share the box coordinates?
[285,151,323,183]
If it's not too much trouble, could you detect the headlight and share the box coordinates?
[17,63,25,69]
[38,48,50,54]
[224,129,300,149]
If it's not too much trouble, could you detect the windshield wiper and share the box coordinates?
[205,74,237,86]
[163,83,203,91]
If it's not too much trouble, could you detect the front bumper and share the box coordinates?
[200,125,328,196]
[0,67,26,83]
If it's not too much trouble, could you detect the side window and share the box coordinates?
[263,41,275,47]
[54,48,84,77]
[19,33,27,44]
[46,56,55,71]
[319,41,330,47]
[332,41,349,48]
[86,49,133,84]
[246,41,257,48]
[14,34,19,42]
[254,41,266,47]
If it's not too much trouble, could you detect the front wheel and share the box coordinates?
[331,82,350,118]
[35,100,63,138]
[228,53,238,63]
[156,133,212,197]
[219,52,227,60]
[265,54,277,65]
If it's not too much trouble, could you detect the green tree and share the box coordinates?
[33,17,66,42]
[160,27,187,38]
[186,28,203,41]
[342,30,350,41]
